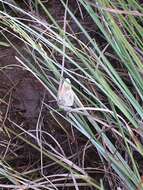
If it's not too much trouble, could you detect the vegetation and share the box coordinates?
[0,0,143,189]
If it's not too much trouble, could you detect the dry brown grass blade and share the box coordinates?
[87,1,143,17]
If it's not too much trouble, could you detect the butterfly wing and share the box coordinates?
[62,89,74,107]
[58,79,74,108]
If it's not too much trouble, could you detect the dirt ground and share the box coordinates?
[0,46,108,189]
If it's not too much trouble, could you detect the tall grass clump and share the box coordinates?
[0,0,143,189]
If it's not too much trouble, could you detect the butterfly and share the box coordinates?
[57,78,74,109]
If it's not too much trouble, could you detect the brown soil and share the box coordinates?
[0,47,106,189]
